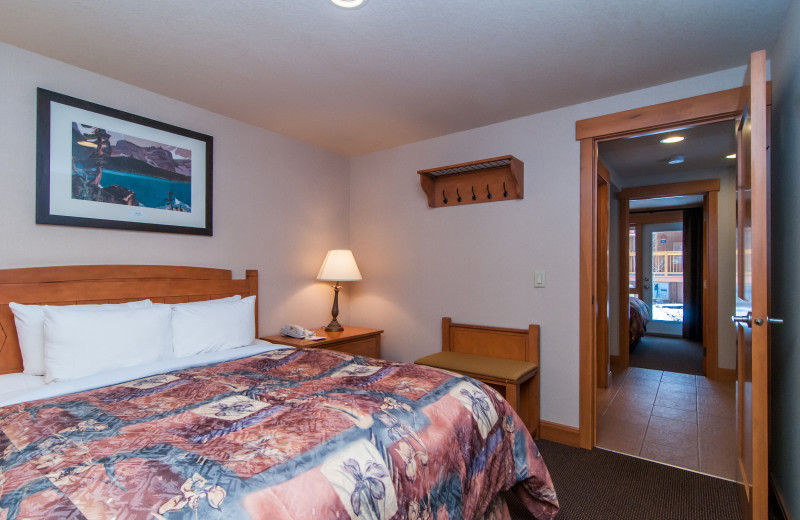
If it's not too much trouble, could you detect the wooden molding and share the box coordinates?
[596,179,610,388]
[617,179,720,200]
[717,368,736,382]
[628,210,683,225]
[618,200,631,367]
[577,87,743,141]
[705,192,719,380]
[539,421,582,448]
[579,138,596,450]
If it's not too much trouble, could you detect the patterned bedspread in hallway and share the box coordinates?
[0,347,558,519]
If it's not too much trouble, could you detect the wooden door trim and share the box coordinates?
[597,176,610,388]
[577,88,742,449]
[579,138,597,449]
[618,179,720,200]
[576,85,771,141]
[706,191,719,379]
[629,210,684,225]
[617,199,631,369]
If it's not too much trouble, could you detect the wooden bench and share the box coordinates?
[415,317,540,437]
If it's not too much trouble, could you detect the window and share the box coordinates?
[629,226,637,290]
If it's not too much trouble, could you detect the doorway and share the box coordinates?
[593,142,737,477]
[642,222,684,336]
[628,208,705,377]
[576,86,747,450]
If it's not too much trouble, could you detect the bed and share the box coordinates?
[0,265,558,519]
[629,296,651,350]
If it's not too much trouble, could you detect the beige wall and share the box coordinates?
[0,42,352,335]
[349,66,747,428]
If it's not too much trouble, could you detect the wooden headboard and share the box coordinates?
[0,265,258,375]
[442,317,539,366]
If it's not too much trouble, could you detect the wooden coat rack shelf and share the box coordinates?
[418,155,524,208]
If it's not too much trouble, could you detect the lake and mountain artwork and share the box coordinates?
[71,122,192,212]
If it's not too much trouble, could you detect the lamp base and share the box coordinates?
[325,283,344,332]
[324,319,344,332]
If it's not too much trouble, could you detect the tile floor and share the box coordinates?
[596,365,738,480]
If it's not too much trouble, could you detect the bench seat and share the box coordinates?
[415,351,537,383]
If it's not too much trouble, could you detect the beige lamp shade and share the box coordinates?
[317,250,362,282]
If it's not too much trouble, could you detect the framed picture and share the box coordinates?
[36,88,213,235]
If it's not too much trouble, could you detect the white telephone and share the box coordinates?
[281,324,325,340]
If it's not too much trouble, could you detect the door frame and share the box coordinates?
[616,180,720,374]
[576,85,763,449]
[596,169,610,388]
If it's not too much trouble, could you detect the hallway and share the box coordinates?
[596,365,737,480]
[629,335,704,376]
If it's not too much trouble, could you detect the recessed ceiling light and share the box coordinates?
[660,136,685,144]
[668,155,685,165]
[726,153,737,159]
[331,0,366,8]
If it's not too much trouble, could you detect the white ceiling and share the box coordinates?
[599,120,738,181]
[0,0,791,156]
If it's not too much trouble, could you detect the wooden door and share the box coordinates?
[734,49,769,520]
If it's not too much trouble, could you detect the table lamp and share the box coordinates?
[317,249,362,332]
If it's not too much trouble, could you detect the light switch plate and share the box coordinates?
[534,270,546,288]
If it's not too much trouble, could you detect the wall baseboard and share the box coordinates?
[539,421,581,448]
[717,368,736,382]
[770,474,792,520]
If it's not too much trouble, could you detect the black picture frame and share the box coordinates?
[36,88,213,235]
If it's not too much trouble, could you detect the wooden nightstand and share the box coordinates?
[261,326,383,358]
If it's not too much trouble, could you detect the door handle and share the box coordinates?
[732,312,752,327]
[753,317,784,326]
[733,312,784,327]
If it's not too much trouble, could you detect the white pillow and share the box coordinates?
[43,305,172,383]
[9,300,152,376]
[172,295,256,358]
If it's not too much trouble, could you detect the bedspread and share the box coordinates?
[0,348,558,519]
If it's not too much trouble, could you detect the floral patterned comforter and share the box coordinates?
[0,348,558,519]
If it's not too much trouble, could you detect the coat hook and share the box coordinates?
[503,182,508,197]
[486,184,492,199]
[456,188,462,202]
[442,190,448,204]
[471,186,477,200]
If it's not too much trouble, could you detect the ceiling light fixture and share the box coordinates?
[331,0,366,8]
[660,136,685,144]
[667,155,685,165]
[726,153,737,159]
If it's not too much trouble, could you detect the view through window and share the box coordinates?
[651,230,683,322]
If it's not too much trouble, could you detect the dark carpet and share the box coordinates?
[507,439,741,520]
[629,335,703,376]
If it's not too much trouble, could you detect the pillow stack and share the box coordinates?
[9,295,256,383]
